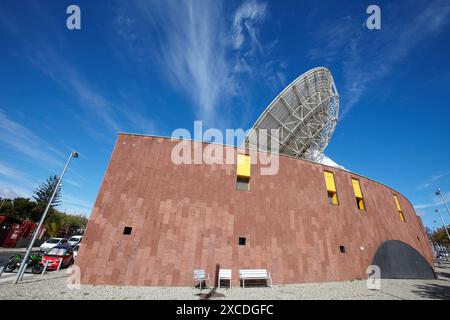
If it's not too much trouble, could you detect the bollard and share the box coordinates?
[42,261,49,275]
[18,263,28,282]
[57,258,63,271]
[14,262,26,284]
[0,266,4,278]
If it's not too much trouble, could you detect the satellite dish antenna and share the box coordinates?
[244,67,339,162]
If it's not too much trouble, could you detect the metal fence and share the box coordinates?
[14,237,45,248]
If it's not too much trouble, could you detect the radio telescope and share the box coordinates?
[244,67,339,164]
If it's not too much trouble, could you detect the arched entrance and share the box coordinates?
[371,240,435,279]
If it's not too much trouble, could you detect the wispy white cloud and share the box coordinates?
[308,0,450,118]
[0,5,156,142]
[230,1,285,90]
[64,179,83,188]
[0,171,36,200]
[414,192,450,210]
[25,46,121,135]
[132,0,236,125]
[430,171,450,182]
[60,194,93,216]
[417,170,450,190]
[62,194,93,209]
[232,0,267,51]
[0,186,25,199]
[115,0,283,127]
[0,161,39,189]
[0,111,65,167]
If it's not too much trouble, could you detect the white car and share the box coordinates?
[39,238,70,252]
[73,244,80,258]
[68,235,83,247]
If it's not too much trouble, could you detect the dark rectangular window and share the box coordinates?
[239,237,246,246]
[327,191,337,204]
[340,245,345,253]
[123,226,132,235]
[236,176,250,191]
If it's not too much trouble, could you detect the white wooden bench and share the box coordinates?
[193,269,210,290]
[218,269,232,288]
[239,269,272,288]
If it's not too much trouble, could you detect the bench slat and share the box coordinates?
[193,269,208,279]
[239,269,270,279]
[219,269,232,278]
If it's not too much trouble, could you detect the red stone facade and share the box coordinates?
[76,134,433,286]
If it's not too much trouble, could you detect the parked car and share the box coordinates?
[68,235,83,247]
[39,246,74,271]
[39,238,69,252]
[73,244,80,258]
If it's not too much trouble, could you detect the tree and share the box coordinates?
[61,213,88,230]
[431,227,450,247]
[0,197,36,221]
[1,196,88,237]
[43,209,63,238]
[0,198,13,216]
[33,175,61,208]
[9,198,35,221]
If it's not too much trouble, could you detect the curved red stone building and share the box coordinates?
[76,133,434,286]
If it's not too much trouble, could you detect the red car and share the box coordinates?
[39,246,74,271]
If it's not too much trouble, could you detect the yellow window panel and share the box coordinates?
[357,198,365,210]
[324,171,336,192]
[352,179,363,198]
[331,192,338,205]
[237,154,251,177]
[393,195,402,212]
[327,191,338,205]
[399,211,406,222]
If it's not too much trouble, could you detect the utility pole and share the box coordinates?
[436,189,450,216]
[14,151,78,284]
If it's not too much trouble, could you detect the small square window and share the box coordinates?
[339,245,345,253]
[123,226,132,235]
[236,176,250,191]
[239,237,246,246]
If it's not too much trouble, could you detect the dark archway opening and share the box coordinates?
[371,240,436,279]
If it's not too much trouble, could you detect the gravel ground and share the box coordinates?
[1,262,449,300]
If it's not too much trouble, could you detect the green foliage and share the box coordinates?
[0,197,36,221]
[431,227,450,247]
[0,175,87,237]
[43,209,63,237]
[33,175,61,208]
[0,197,88,236]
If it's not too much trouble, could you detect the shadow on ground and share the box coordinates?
[411,282,450,300]
[194,263,226,300]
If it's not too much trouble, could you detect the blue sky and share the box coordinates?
[0,0,449,231]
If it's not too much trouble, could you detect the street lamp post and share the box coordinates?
[436,189,450,216]
[435,209,450,243]
[14,151,78,284]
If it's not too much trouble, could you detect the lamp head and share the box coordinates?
[72,151,79,158]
